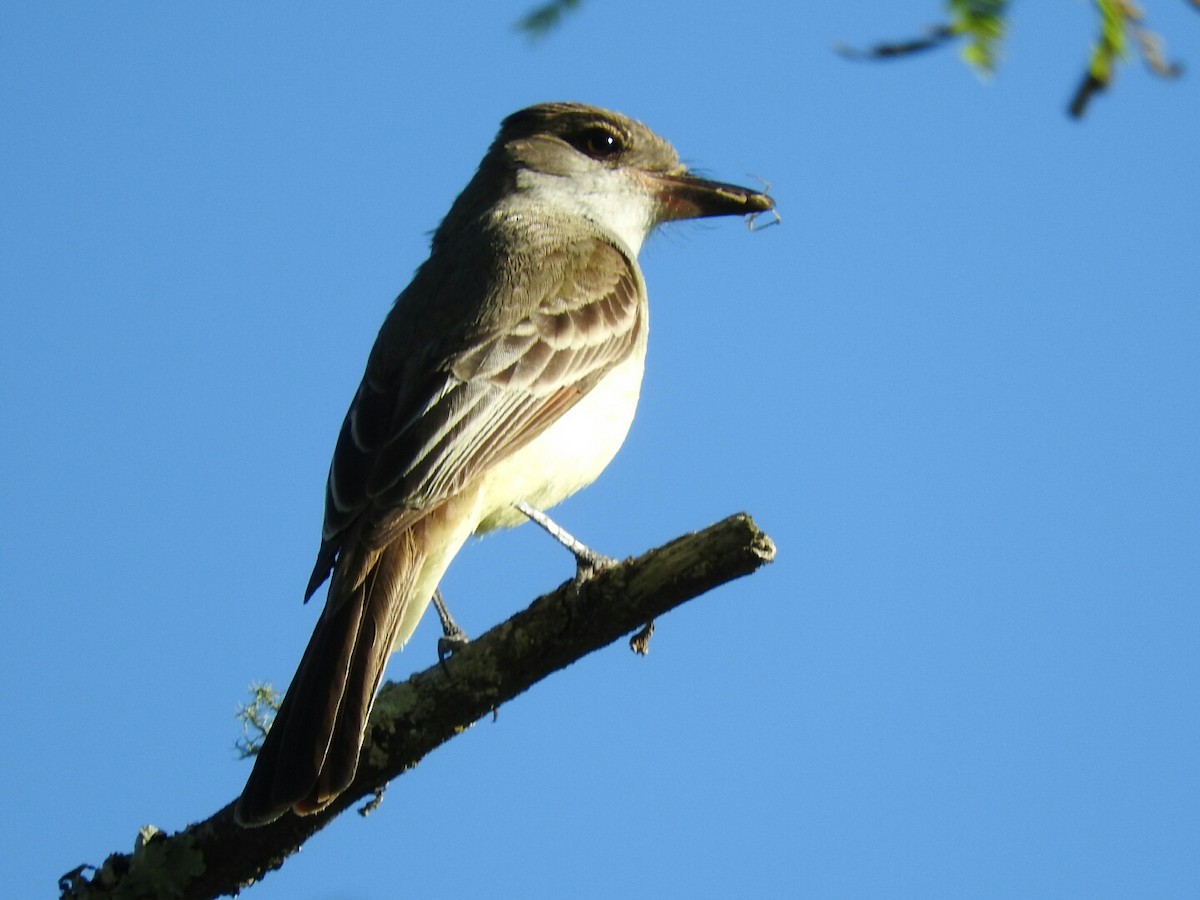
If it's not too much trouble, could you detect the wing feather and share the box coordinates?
[305,232,643,600]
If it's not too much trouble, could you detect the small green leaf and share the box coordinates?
[948,0,1010,73]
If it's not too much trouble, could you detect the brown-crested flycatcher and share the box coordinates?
[236,102,774,825]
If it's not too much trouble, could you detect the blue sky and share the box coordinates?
[3,2,1199,897]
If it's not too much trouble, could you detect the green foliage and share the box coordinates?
[1092,0,1130,85]
[1070,0,1182,116]
[234,682,280,758]
[948,0,1009,73]
[514,0,1186,116]
[1090,0,1182,84]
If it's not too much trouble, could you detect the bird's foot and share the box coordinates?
[432,589,470,665]
[515,500,616,583]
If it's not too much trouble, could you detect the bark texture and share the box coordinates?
[60,513,776,900]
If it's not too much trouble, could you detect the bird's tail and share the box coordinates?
[234,525,428,826]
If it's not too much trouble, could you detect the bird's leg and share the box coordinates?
[515,500,616,580]
[432,588,469,663]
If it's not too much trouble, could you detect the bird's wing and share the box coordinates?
[305,234,644,599]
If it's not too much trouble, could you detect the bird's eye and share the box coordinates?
[570,126,625,161]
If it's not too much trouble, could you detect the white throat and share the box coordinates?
[514,167,656,256]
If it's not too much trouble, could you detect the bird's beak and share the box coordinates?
[643,170,775,222]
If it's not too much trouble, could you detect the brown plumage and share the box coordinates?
[235,102,773,826]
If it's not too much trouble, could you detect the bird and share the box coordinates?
[235,101,775,826]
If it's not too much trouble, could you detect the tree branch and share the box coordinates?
[61,513,776,900]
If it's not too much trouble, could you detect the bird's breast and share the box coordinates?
[472,346,647,533]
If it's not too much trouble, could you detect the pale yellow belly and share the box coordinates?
[389,348,646,651]
[472,347,646,533]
